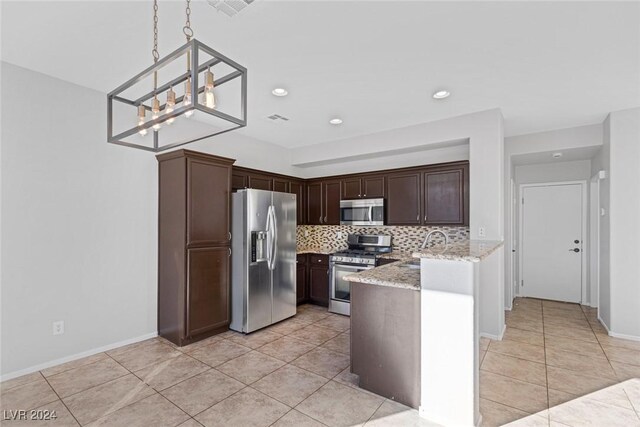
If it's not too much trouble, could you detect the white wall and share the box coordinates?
[504,124,602,309]
[606,108,640,338]
[0,62,301,378]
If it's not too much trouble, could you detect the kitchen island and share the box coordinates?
[346,240,504,426]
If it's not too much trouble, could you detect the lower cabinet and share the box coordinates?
[187,247,231,338]
[296,254,309,305]
[309,254,330,306]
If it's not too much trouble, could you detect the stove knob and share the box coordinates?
[347,257,354,263]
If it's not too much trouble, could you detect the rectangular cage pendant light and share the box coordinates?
[107,39,247,152]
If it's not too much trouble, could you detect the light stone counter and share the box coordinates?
[412,240,503,262]
[344,260,420,291]
[296,246,344,255]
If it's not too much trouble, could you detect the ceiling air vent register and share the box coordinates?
[208,0,256,17]
[267,114,289,122]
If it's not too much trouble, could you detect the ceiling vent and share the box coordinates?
[267,114,290,122]
[207,0,256,17]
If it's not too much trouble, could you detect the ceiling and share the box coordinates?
[2,1,639,149]
[511,146,602,166]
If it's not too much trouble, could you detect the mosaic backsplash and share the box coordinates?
[297,225,470,253]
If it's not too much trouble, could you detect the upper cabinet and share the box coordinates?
[289,181,305,225]
[386,172,422,225]
[306,180,340,225]
[307,181,323,225]
[423,163,469,225]
[341,176,385,200]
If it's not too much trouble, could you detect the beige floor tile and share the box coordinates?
[503,413,549,427]
[549,396,640,427]
[105,338,158,358]
[480,350,487,364]
[314,315,351,332]
[333,366,359,389]
[178,335,224,353]
[480,371,548,414]
[297,381,384,427]
[267,319,313,336]
[611,361,640,381]
[41,353,109,378]
[177,420,205,427]
[256,337,317,363]
[47,358,129,398]
[320,333,350,355]
[597,334,640,352]
[543,315,592,331]
[506,317,544,333]
[252,364,328,407]
[217,330,243,339]
[584,383,635,410]
[108,341,182,372]
[543,306,588,320]
[545,348,617,379]
[0,372,43,392]
[195,387,289,427]
[294,310,331,323]
[503,327,545,347]
[87,393,189,427]
[508,311,543,322]
[487,340,545,363]
[271,410,325,427]
[189,340,251,367]
[227,329,283,349]
[548,388,578,408]
[216,351,285,385]
[543,323,598,343]
[621,379,640,413]
[481,352,547,386]
[0,377,59,412]
[289,325,340,345]
[541,300,582,312]
[479,398,531,427]
[602,345,640,367]
[291,347,350,379]
[480,337,491,351]
[160,369,244,416]
[134,354,210,391]
[546,366,617,397]
[63,374,155,425]
[0,399,80,427]
[544,335,606,359]
[366,399,440,426]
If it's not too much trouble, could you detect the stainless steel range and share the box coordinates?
[329,234,392,316]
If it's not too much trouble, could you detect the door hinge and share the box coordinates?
[521,280,524,287]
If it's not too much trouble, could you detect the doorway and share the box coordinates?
[519,182,587,303]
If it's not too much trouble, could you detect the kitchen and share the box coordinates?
[2,1,640,427]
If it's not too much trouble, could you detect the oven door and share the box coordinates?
[329,262,374,316]
[340,199,384,226]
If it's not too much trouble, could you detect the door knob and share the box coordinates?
[574,240,580,244]
[569,248,580,252]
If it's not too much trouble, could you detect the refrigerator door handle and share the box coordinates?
[266,205,273,270]
[271,206,278,270]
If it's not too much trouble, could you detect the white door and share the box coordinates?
[521,184,583,303]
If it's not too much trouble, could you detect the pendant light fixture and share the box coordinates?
[107,0,247,152]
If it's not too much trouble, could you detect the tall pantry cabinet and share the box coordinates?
[157,149,234,346]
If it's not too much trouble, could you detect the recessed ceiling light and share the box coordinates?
[329,118,343,125]
[272,88,288,97]
[433,90,451,99]
[552,152,563,158]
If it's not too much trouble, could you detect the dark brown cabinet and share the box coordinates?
[307,181,323,225]
[158,150,234,347]
[423,163,469,225]
[273,178,289,193]
[248,174,273,191]
[323,180,341,225]
[342,176,385,199]
[309,254,330,306]
[342,177,362,199]
[290,181,306,225]
[296,254,308,305]
[386,172,422,225]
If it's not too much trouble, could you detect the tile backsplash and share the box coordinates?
[297,225,469,252]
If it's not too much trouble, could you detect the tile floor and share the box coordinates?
[0,304,434,427]
[480,297,640,426]
[2,299,639,426]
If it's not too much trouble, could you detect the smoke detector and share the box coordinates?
[207,0,256,17]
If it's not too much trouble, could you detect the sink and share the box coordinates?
[398,260,420,270]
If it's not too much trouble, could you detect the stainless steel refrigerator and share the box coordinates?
[230,189,297,333]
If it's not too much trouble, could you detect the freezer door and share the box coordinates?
[271,191,297,324]
[245,189,274,333]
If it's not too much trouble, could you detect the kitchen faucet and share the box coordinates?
[420,230,449,249]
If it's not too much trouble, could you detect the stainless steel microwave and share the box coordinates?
[340,198,385,226]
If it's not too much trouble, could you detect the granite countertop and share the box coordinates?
[412,240,504,262]
[296,246,345,255]
[378,250,416,262]
[344,260,420,291]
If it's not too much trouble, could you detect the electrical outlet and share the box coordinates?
[336,232,342,239]
[52,321,64,336]
[478,227,486,238]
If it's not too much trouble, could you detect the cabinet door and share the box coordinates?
[323,180,342,225]
[296,255,308,305]
[232,171,248,192]
[248,174,273,191]
[363,176,385,198]
[309,265,329,306]
[273,178,289,193]
[187,158,231,246]
[290,181,305,225]
[187,247,230,337]
[423,166,467,225]
[341,177,362,199]
[386,172,421,225]
[307,181,323,225]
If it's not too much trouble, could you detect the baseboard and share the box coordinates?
[608,330,640,342]
[480,324,506,341]
[0,331,158,382]
[597,315,611,334]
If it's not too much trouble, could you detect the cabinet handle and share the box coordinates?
[228,231,232,241]
[324,216,327,223]
[416,214,419,221]
[363,194,366,197]
[424,215,427,222]
[319,216,323,224]
[228,247,232,257]
[358,194,361,197]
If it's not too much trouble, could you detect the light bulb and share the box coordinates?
[151,97,161,131]
[137,105,147,136]
[184,77,194,118]
[202,68,216,109]
[165,87,176,124]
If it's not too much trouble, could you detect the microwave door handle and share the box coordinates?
[368,206,373,222]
